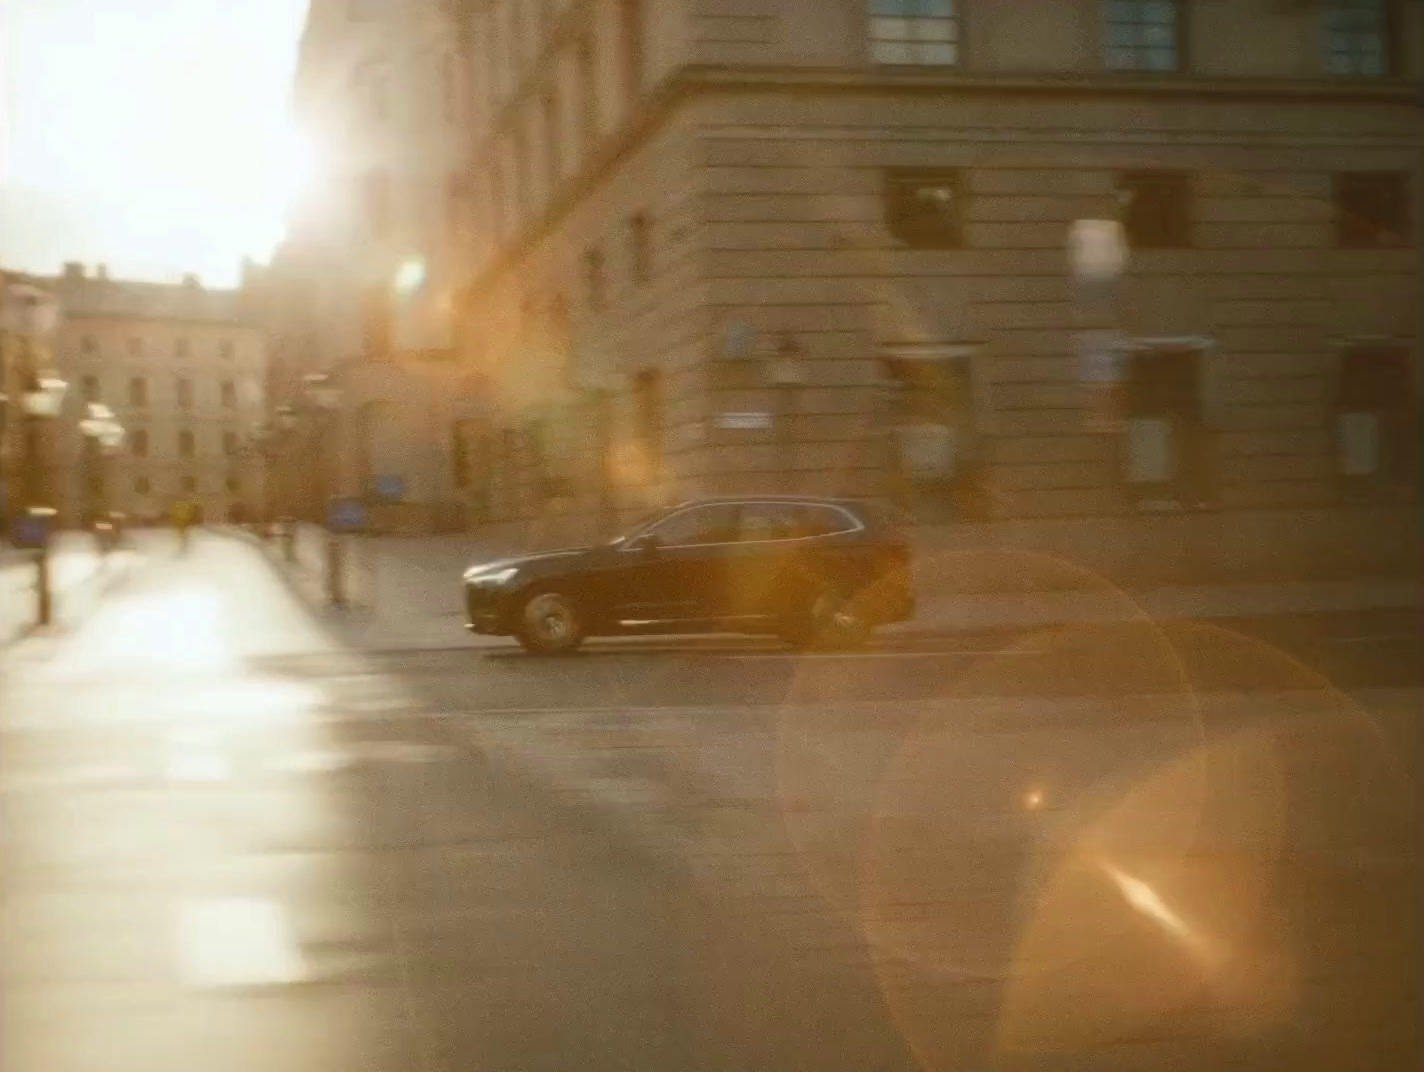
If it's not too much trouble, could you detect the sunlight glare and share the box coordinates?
[395,257,428,295]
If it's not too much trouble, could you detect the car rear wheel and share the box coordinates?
[779,590,872,651]
[516,591,584,655]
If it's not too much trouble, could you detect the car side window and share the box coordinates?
[738,503,801,542]
[796,505,857,537]
[645,504,739,546]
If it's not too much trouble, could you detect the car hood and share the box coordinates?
[463,547,593,580]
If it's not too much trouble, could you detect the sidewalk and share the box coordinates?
[0,534,139,648]
[231,523,1421,652]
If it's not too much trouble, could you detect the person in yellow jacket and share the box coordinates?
[171,499,197,552]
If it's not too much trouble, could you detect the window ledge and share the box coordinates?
[680,64,1420,104]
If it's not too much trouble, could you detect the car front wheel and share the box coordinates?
[516,591,584,655]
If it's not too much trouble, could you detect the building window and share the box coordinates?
[542,88,561,190]
[178,429,195,458]
[883,355,983,522]
[181,474,197,494]
[127,337,142,356]
[1334,172,1409,247]
[629,212,652,286]
[633,369,664,477]
[354,60,388,122]
[1123,344,1214,508]
[82,374,100,401]
[81,334,98,354]
[619,0,645,106]
[221,380,236,408]
[575,28,596,160]
[868,0,959,67]
[885,169,964,249]
[175,337,189,358]
[1323,0,1391,76]
[1119,170,1192,249]
[129,377,147,407]
[134,476,151,495]
[177,378,193,409]
[1103,0,1182,72]
[222,430,238,456]
[219,339,234,360]
[131,429,149,458]
[584,247,606,311]
[363,170,390,238]
[1336,344,1417,490]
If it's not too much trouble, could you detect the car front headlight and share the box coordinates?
[467,566,520,586]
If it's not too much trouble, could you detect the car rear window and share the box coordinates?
[795,505,859,537]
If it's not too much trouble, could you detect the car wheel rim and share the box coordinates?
[816,595,865,642]
[527,595,574,644]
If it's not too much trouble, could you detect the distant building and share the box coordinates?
[21,263,268,525]
[449,0,1421,579]
[256,0,482,531]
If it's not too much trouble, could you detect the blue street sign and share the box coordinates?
[326,497,366,534]
[11,511,53,550]
[372,474,405,502]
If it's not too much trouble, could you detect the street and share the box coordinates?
[1,531,1418,1071]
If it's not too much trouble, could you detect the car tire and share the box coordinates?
[516,591,585,655]
[810,590,872,650]
[779,590,871,651]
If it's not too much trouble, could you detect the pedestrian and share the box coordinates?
[172,499,196,553]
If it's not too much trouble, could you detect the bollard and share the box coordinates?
[282,522,296,564]
[16,508,58,628]
[326,535,345,607]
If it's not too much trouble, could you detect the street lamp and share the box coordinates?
[3,281,64,627]
[1068,218,1129,434]
[79,402,125,532]
[21,371,69,507]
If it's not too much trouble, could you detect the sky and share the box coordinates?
[1,0,310,287]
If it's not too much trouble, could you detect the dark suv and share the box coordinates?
[463,496,915,653]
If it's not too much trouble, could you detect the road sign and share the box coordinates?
[372,474,406,501]
[714,411,773,431]
[11,510,53,549]
[326,498,366,534]
[722,320,756,360]
[1077,330,1127,384]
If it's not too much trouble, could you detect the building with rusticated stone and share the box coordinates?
[448,0,1422,581]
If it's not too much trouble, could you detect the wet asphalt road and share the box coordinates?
[1,532,1418,1071]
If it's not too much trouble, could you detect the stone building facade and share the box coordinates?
[29,264,267,525]
[257,0,484,528]
[451,0,1422,579]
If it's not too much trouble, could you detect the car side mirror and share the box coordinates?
[630,533,661,555]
